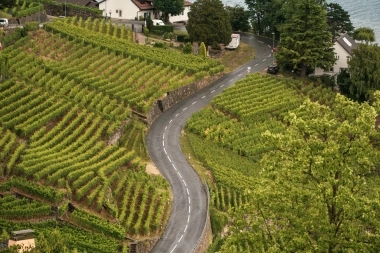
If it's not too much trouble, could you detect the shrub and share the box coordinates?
[210,207,228,235]
[24,22,40,31]
[153,42,165,48]
[183,42,192,54]
[177,34,186,42]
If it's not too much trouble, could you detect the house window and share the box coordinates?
[116,10,118,13]
[346,56,351,62]
[119,10,122,17]
[335,53,339,60]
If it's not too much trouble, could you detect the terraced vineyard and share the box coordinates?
[0,15,225,251]
[185,73,340,252]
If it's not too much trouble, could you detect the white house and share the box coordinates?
[98,0,192,23]
[314,34,357,76]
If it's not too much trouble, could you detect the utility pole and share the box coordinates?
[272,32,275,64]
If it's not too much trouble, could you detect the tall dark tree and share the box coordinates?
[276,0,335,77]
[245,0,283,36]
[225,5,250,32]
[0,0,15,9]
[153,0,184,23]
[327,3,354,40]
[187,0,232,46]
[347,43,380,102]
[353,27,376,43]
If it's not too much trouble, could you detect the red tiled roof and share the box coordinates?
[131,0,154,10]
[184,0,192,6]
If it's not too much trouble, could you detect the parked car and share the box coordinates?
[151,19,165,26]
[0,18,8,27]
[267,64,279,74]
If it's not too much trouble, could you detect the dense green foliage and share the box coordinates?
[353,27,376,43]
[0,220,121,252]
[185,73,380,252]
[187,0,232,46]
[225,5,250,32]
[276,0,335,77]
[344,43,380,102]
[327,3,354,40]
[153,0,184,22]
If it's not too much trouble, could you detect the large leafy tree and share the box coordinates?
[187,0,232,46]
[244,0,284,36]
[225,5,250,32]
[327,3,354,41]
[153,0,184,23]
[353,27,376,43]
[345,43,380,102]
[276,0,334,77]
[221,94,380,252]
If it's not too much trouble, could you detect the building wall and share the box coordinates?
[314,43,351,76]
[333,43,350,73]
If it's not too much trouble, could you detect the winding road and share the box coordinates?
[146,33,274,253]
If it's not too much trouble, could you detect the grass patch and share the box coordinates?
[180,132,214,185]
[0,10,12,18]
[218,42,256,73]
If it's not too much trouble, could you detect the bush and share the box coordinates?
[211,41,221,50]
[183,42,192,54]
[209,207,228,235]
[184,35,192,43]
[24,21,40,31]
[152,25,173,33]
[176,34,185,42]
[153,42,165,48]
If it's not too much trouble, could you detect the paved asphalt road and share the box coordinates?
[146,33,274,253]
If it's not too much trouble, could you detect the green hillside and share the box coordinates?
[0,16,224,251]
[185,73,380,252]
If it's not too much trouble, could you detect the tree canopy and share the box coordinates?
[327,2,354,41]
[345,43,380,102]
[219,93,380,252]
[186,0,232,46]
[0,0,15,9]
[153,0,184,23]
[276,0,334,77]
[244,0,284,36]
[225,5,250,32]
[353,27,376,43]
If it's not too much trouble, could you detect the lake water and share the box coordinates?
[225,0,380,43]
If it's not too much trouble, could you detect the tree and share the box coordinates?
[225,5,250,32]
[276,0,335,77]
[346,43,380,102]
[153,0,184,23]
[244,0,284,36]
[353,27,376,43]
[187,0,232,47]
[0,0,15,9]
[327,3,354,41]
[222,93,380,252]
[199,42,206,57]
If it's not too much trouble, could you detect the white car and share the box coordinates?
[0,18,8,27]
[151,19,165,26]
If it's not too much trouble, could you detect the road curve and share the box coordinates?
[146,33,274,253]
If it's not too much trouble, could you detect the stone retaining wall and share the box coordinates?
[146,73,225,126]
[8,11,48,25]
